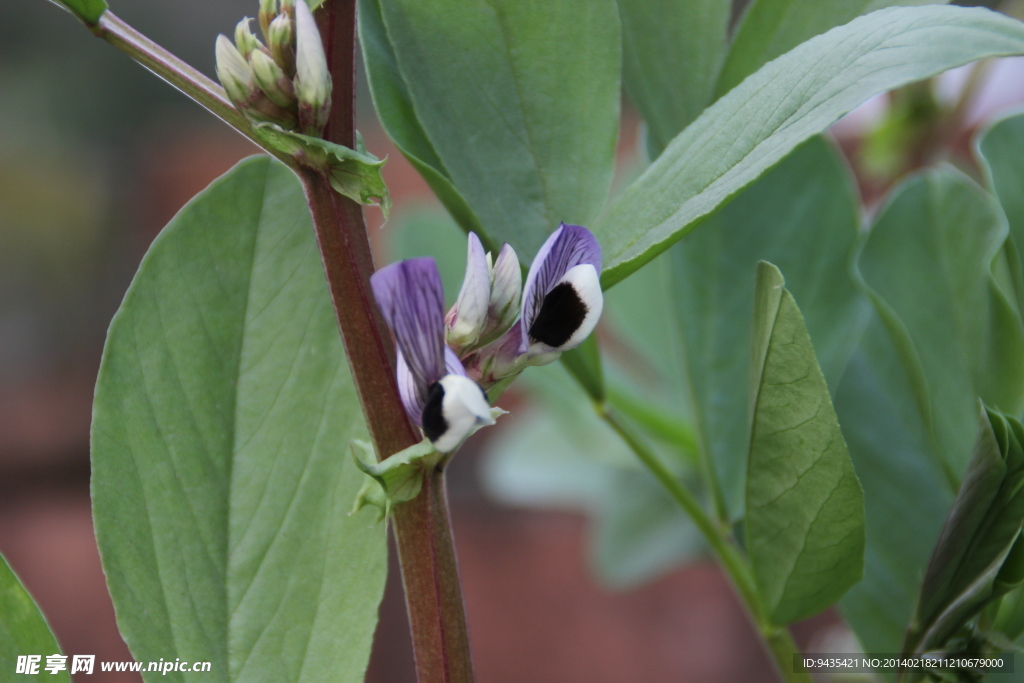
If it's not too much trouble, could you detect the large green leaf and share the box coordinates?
[714,0,947,99]
[358,0,486,244]
[745,262,864,625]
[618,0,732,158]
[856,168,1024,477]
[672,136,867,518]
[836,314,953,657]
[597,5,1024,287]
[91,157,386,683]
[0,552,69,682]
[366,0,620,260]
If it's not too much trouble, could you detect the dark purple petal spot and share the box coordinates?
[529,282,588,348]
[422,381,448,443]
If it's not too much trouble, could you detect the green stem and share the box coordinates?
[597,404,810,683]
[87,11,293,165]
[763,627,813,683]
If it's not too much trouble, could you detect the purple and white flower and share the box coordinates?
[520,223,603,356]
[466,224,603,386]
[371,257,494,453]
[373,224,603,450]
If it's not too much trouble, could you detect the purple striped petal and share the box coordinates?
[371,258,447,418]
[395,351,423,425]
[520,224,601,352]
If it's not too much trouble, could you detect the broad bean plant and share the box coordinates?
[6,0,1024,681]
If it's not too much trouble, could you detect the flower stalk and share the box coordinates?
[85,11,296,165]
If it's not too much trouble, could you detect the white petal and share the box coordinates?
[432,375,494,452]
[294,0,330,108]
[528,263,603,354]
[448,233,491,347]
[488,243,522,329]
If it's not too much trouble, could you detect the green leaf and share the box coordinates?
[977,112,1024,256]
[618,0,732,158]
[596,5,1024,287]
[745,262,865,625]
[91,156,386,683]
[714,0,948,100]
[856,168,1024,477]
[358,0,486,243]
[365,0,620,260]
[55,0,107,24]
[906,407,1024,655]
[995,584,1024,640]
[672,136,867,518]
[836,314,953,656]
[0,552,69,683]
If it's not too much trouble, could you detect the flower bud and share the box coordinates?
[268,14,296,78]
[487,244,521,339]
[216,35,256,110]
[293,0,331,136]
[447,233,491,350]
[250,49,296,109]
[216,35,297,129]
[258,0,278,41]
[234,18,261,60]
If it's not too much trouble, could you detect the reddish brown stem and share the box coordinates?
[307,2,476,681]
[299,167,476,683]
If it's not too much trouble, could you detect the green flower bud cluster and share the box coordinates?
[216,0,331,137]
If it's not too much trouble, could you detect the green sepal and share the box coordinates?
[254,123,391,218]
[350,439,441,519]
[55,0,108,24]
